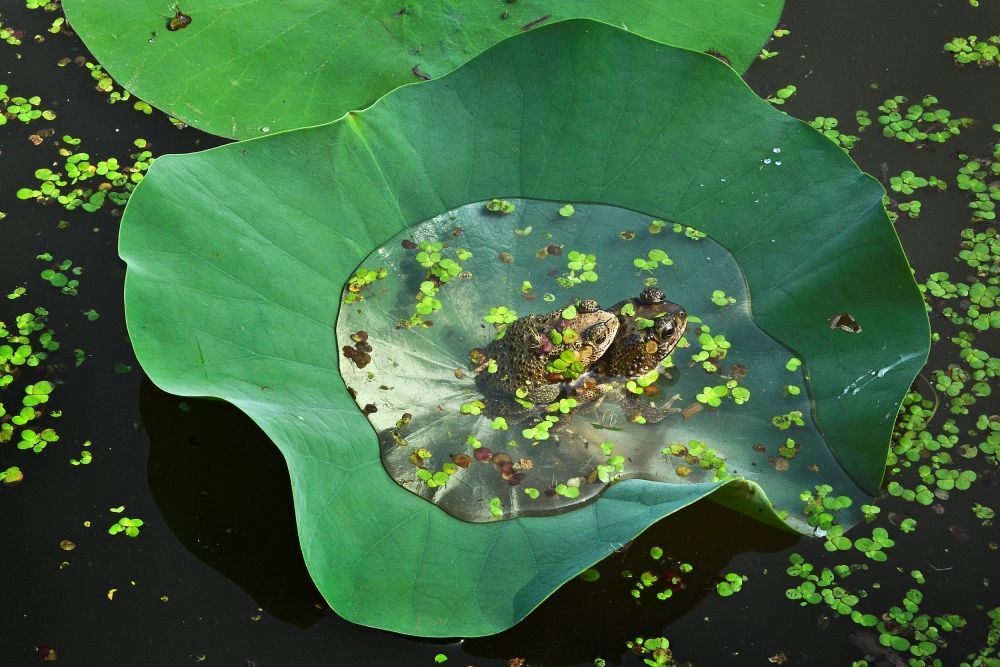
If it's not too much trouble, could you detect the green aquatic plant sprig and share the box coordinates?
[808,116,858,152]
[765,84,796,106]
[16,138,153,212]
[799,484,852,531]
[689,326,730,373]
[343,267,387,305]
[876,95,973,145]
[957,226,1000,272]
[556,251,598,287]
[956,157,1000,222]
[943,35,999,66]
[0,86,56,124]
[108,516,144,537]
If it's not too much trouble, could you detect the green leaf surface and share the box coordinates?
[63,0,783,139]
[120,21,926,636]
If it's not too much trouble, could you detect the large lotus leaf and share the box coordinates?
[120,21,928,636]
[63,0,783,139]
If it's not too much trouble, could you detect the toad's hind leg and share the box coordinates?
[612,390,683,423]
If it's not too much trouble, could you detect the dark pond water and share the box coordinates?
[2,0,997,665]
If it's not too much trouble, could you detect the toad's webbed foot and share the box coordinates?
[613,390,682,424]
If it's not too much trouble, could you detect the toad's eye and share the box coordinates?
[586,321,610,345]
[654,320,675,341]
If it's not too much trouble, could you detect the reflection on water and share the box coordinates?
[337,199,866,527]
[140,378,325,630]
[139,375,799,663]
[465,498,799,666]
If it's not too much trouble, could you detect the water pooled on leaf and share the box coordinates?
[336,199,865,526]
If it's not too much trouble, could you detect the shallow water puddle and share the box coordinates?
[336,199,865,525]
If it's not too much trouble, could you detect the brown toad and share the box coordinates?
[473,288,687,425]
[574,287,688,423]
[474,299,619,419]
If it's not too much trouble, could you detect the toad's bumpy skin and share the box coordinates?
[474,300,619,419]
[473,288,688,425]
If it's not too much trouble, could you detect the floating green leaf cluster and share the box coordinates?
[484,199,515,215]
[556,251,598,287]
[625,370,659,395]
[397,241,471,328]
[108,517,144,537]
[785,553,966,657]
[0,85,56,125]
[632,249,671,271]
[943,35,999,66]
[343,267,387,305]
[971,503,994,525]
[884,171,946,220]
[25,0,61,11]
[710,289,736,307]
[0,20,22,46]
[661,439,730,481]
[690,327,730,373]
[413,446,459,489]
[622,636,673,667]
[772,410,805,430]
[594,454,625,484]
[16,138,153,212]
[716,572,747,596]
[695,379,749,408]
[671,222,706,240]
[0,466,23,484]
[876,95,973,145]
[956,145,1000,223]
[0,309,64,454]
[37,255,83,296]
[958,227,1000,271]
[799,484,852,532]
[521,414,559,442]
[808,116,858,151]
[765,84,796,106]
[922,273,1000,332]
[69,441,93,466]
[55,57,153,113]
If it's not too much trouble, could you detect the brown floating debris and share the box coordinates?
[498,252,514,264]
[681,402,703,419]
[343,330,373,368]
